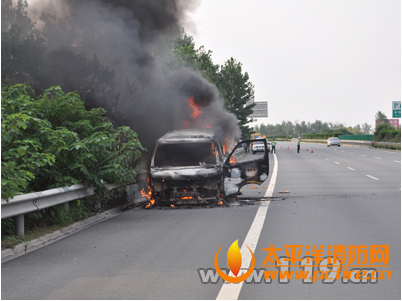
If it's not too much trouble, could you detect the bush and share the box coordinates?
[1,84,145,201]
[373,124,401,142]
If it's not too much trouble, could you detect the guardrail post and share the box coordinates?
[13,214,24,238]
[63,202,69,213]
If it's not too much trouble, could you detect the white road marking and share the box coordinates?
[350,152,354,154]
[361,155,366,157]
[366,175,379,180]
[325,158,329,160]
[341,151,345,152]
[374,157,382,159]
[216,154,278,300]
[318,156,322,158]
[347,167,355,171]
[393,160,401,163]
[334,162,340,164]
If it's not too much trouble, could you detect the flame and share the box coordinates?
[170,204,175,208]
[142,181,155,208]
[210,142,216,160]
[182,96,213,129]
[227,240,242,276]
[230,156,237,163]
[188,97,201,119]
[217,201,223,205]
[145,199,155,209]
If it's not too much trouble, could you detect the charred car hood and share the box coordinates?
[150,165,222,179]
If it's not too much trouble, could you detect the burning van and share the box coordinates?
[148,129,269,206]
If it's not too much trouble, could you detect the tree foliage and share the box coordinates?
[1,84,145,201]
[217,58,255,139]
[375,111,388,123]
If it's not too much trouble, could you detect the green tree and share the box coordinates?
[217,57,255,139]
[361,123,373,134]
[375,111,388,124]
[1,84,145,201]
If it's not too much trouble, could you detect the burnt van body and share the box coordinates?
[149,129,268,206]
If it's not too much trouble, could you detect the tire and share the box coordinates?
[253,152,256,154]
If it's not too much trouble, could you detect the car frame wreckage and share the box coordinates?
[148,129,269,206]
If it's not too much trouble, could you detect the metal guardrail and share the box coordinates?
[1,183,120,236]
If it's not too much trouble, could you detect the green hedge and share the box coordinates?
[265,135,292,140]
[338,135,373,141]
[301,132,343,139]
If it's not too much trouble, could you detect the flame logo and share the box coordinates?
[214,240,255,283]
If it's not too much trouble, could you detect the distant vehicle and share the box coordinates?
[252,141,265,154]
[252,133,263,140]
[327,137,341,147]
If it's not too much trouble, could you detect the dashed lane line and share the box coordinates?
[374,157,382,160]
[366,175,379,181]
[334,162,340,165]
[347,167,355,171]
[361,155,366,157]
[393,160,401,163]
[325,158,329,160]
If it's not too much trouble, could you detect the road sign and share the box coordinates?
[249,101,268,118]
[392,101,401,118]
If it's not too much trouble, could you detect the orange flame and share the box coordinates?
[217,201,223,205]
[182,96,213,129]
[142,183,155,208]
[210,142,216,160]
[170,204,175,208]
[230,156,237,163]
[227,240,242,276]
[188,97,201,119]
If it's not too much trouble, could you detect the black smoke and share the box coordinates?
[4,0,241,150]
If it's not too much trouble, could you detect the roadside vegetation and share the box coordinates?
[255,120,372,138]
[371,111,401,150]
[1,84,144,246]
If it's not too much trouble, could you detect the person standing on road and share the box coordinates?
[297,137,300,153]
[271,139,276,154]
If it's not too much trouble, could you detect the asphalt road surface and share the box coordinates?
[2,142,400,299]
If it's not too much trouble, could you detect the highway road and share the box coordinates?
[2,142,400,299]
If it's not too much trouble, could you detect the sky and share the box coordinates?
[185,0,401,128]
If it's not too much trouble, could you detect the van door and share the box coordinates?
[223,139,269,196]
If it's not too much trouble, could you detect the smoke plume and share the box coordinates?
[12,0,241,150]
